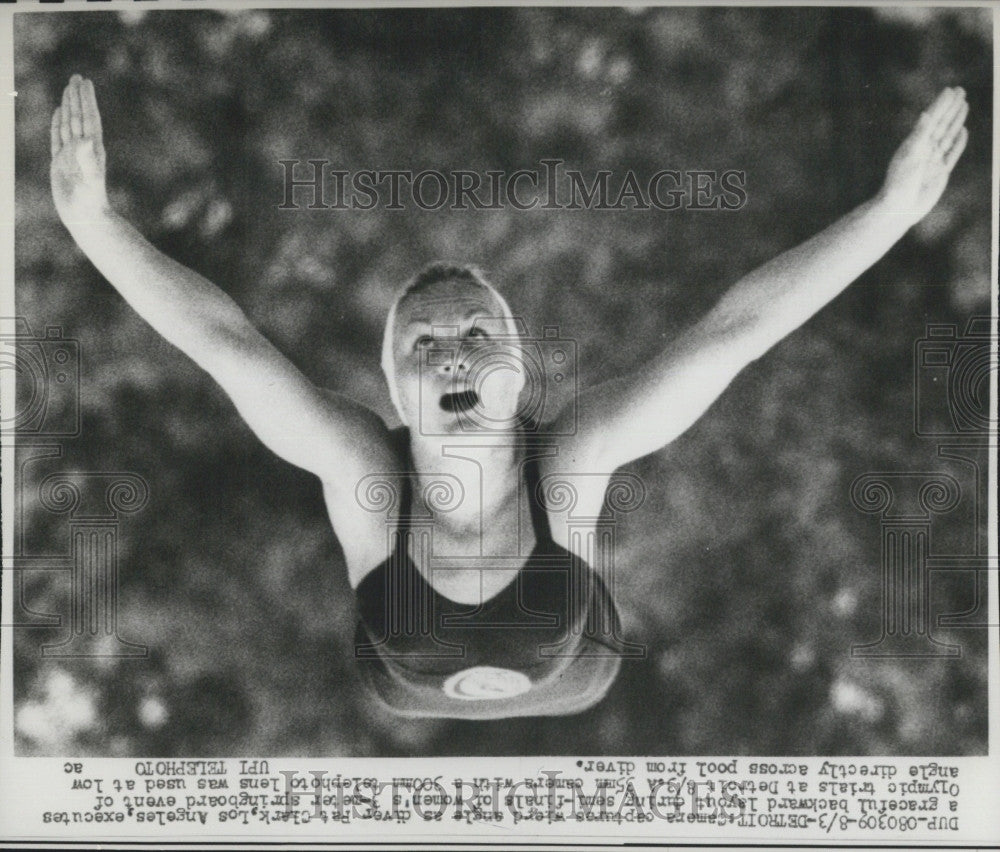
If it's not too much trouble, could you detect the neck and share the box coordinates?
[408,429,523,527]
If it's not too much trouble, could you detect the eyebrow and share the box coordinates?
[404,307,493,329]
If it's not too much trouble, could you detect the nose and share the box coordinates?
[436,357,468,375]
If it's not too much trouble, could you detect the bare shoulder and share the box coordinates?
[314,388,401,482]
[534,423,614,534]
[315,390,407,587]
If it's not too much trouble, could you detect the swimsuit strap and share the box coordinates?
[388,425,414,554]
[521,441,555,545]
[389,423,557,549]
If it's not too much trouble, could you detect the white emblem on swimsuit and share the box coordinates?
[442,666,531,700]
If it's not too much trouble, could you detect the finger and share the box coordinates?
[929,87,959,122]
[943,126,968,171]
[68,75,84,137]
[931,88,966,143]
[916,88,957,140]
[936,99,968,150]
[50,107,62,157]
[80,78,102,138]
[60,83,72,144]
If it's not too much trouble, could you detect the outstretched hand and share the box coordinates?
[878,87,968,221]
[50,75,109,226]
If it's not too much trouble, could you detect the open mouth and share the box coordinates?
[439,389,479,413]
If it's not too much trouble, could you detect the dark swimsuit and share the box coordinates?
[354,426,628,719]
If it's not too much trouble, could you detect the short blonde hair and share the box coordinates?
[381,263,520,423]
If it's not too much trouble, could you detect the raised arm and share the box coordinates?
[563,87,969,472]
[50,75,391,479]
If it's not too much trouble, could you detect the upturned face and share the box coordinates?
[389,278,527,435]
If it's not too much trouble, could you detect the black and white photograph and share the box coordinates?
[1,0,997,846]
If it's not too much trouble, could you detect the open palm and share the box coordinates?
[50,75,109,226]
[879,87,968,220]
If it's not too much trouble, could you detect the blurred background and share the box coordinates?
[11,6,993,756]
